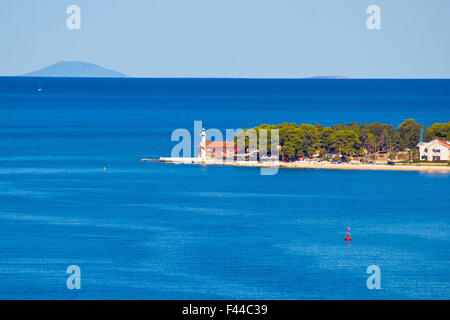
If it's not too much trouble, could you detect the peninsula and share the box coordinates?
[144,119,450,172]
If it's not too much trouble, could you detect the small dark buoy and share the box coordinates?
[345,227,352,241]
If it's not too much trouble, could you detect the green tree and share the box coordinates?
[359,123,395,153]
[425,122,450,141]
[281,132,303,161]
[347,122,361,136]
[238,119,435,163]
[319,127,335,151]
[409,148,419,162]
[298,124,319,157]
[327,129,362,156]
[397,119,424,149]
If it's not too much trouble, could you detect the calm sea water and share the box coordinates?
[0,77,449,299]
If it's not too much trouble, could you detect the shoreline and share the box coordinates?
[142,157,450,172]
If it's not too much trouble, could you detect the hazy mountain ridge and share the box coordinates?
[22,61,126,78]
[307,76,349,79]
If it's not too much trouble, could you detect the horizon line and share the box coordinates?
[2,75,450,80]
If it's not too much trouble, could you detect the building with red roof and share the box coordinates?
[202,141,236,158]
[197,128,237,160]
[418,139,450,161]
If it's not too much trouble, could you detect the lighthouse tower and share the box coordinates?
[200,128,207,161]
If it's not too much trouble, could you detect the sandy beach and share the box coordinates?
[146,158,450,172]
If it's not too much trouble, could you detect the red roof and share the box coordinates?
[205,141,235,148]
[436,139,450,148]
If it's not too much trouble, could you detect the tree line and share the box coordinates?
[236,120,450,162]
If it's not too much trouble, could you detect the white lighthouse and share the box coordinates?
[199,128,207,161]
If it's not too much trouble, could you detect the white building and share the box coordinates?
[417,139,450,161]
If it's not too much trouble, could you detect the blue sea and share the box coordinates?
[0,77,449,299]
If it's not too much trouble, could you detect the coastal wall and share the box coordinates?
[143,158,450,172]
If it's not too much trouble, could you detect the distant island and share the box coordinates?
[21,61,126,78]
[307,76,349,79]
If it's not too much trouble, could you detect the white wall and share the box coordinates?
[419,140,450,161]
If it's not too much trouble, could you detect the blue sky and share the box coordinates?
[1,0,450,78]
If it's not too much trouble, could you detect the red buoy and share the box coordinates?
[345,227,352,241]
